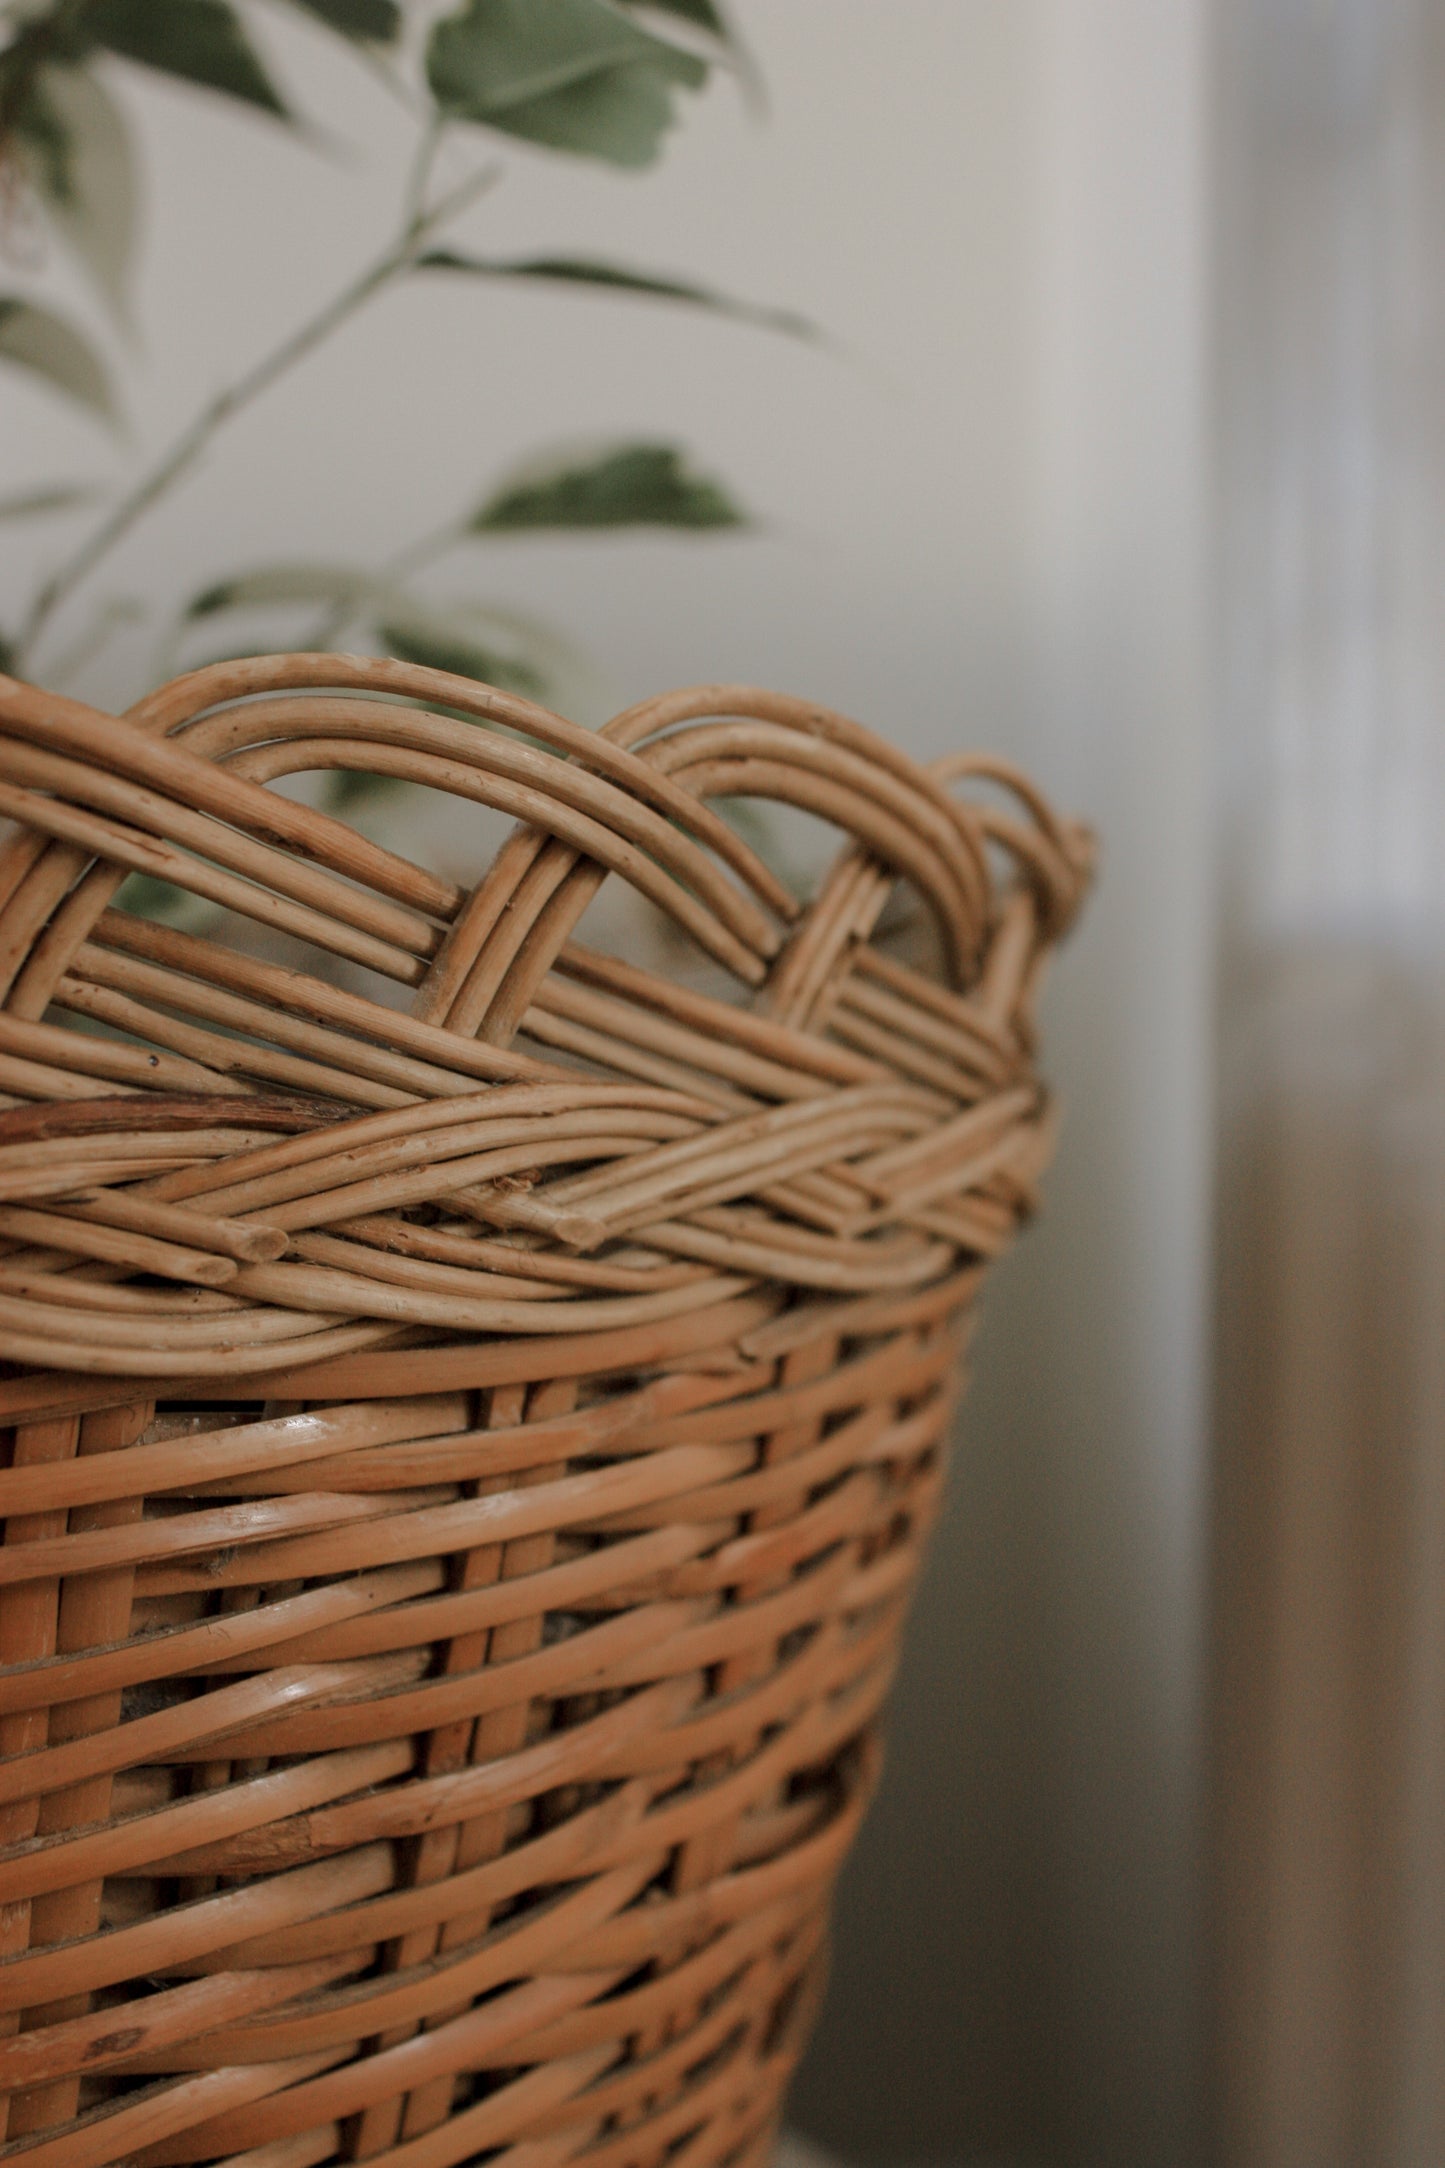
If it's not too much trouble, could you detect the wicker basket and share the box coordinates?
[0,658,1090,2168]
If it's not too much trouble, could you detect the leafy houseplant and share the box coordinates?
[0,0,806,763]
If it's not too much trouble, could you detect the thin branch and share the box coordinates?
[13,143,499,676]
[399,109,445,233]
[44,593,143,688]
[292,510,465,652]
[377,512,471,587]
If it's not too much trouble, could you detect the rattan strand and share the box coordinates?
[0,657,1090,2168]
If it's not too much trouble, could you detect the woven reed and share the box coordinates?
[0,657,1090,2168]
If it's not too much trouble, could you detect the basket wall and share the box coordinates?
[0,659,1090,2168]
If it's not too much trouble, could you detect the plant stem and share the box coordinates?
[399,109,444,232]
[15,259,396,672]
[44,593,142,688]
[303,515,465,650]
[296,510,466,651]
[12,139,496,678]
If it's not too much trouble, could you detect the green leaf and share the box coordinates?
[0,482,98,520]
[279,0,400,38]
[0,296,116,419]
[6,67,69,201]
[471,442,746,533]
[185,562,378,619]
[322,767,409,813]
[114,870,223,931]
[83,0,289,118]
[416,251,816,341]
[610,0,764,121]
[378,621,546,698]
[179,562,555,699]
[425,0,706,168]
[614,0,726,34]
[14,65,139,324]
[115,871,192,923]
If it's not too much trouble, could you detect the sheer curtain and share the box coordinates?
[1212,2,1445,2162]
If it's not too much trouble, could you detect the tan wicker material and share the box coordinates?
[0,657,1090,2168]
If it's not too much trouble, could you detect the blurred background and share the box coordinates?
[1,2,1441,2164]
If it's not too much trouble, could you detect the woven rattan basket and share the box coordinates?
[0,658,1089,2168]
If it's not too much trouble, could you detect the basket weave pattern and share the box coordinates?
[0,659,1089,2168]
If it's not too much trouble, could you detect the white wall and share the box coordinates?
[0,6,1211,2160]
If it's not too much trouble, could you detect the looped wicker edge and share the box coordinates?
[0,658,1090,2168]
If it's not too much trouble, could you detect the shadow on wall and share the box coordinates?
[787,1248,1067,2166]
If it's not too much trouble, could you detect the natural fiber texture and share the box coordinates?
[0,657,1089,2168]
